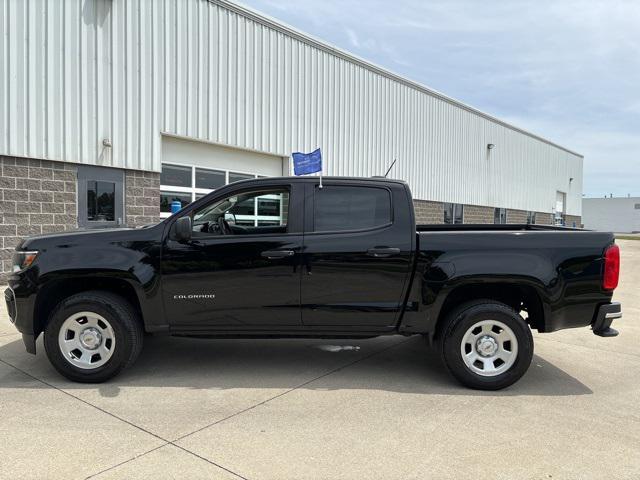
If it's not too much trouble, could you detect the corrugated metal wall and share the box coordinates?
[582,198,640,233]
[0,0,583,214]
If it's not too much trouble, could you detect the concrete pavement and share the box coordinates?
[1,240,639,479]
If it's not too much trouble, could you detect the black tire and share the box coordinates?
[44,291,144,383]
[439,300,533,390]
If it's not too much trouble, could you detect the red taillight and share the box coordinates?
[603,244,620,290]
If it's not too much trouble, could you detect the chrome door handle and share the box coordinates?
[367,247,400,258]
[261,250,295,259]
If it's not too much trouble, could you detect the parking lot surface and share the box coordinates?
[1,240,639,479]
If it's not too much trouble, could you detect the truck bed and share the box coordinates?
[416,223,584,232]
[407,225,615,336]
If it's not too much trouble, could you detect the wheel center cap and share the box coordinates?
[80,328,102,350]
[476,335,498,357]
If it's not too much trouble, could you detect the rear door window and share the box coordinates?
[314,186,392,232]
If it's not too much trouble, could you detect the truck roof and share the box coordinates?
[231,176,409,186]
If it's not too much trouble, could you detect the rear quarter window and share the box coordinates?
[314,186,392,232]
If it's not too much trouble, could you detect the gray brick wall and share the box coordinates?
[414,200,523,225]
[534,212,554,225]
[125,170,161,227]
[564,215,582,228]
[0,156,77,282]
[463,205,494,224]
[507,209,528,224]
[413,199,444,224]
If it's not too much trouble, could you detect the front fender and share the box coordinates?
[9,239,164,348]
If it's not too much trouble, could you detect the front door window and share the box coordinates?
[191,188,289,236]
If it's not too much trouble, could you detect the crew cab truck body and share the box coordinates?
[5,177,622,389]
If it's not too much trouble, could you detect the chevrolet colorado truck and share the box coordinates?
[5,177,622,390]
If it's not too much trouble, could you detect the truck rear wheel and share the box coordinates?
[44,291,143,383]
[439,300,533,390]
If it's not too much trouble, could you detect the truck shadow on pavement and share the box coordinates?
[0,334,592,397]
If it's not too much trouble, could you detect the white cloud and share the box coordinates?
[345,28,360,49]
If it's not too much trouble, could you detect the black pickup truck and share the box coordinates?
[5,177,622,390]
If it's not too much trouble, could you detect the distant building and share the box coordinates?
[582,197,640,233]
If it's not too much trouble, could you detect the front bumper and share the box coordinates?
[5,273,39,354]
[4,287,17,324]
[592,302,621,337]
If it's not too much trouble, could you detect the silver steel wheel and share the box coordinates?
[57,311,116,370]
[460,319,518,377]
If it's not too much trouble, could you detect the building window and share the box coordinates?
[78,165,124,228]
[160,163,263,218]
[87,181,116,222]
[160,191,192,213]
[494,208,507,224]
[526,211,536,224]
[195,168,226,190]
[444,203,464,224]
[160,164,191,188]
[229,172,255,184]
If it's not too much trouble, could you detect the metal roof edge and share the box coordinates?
[583,197,640,200]
[211,0,584,159]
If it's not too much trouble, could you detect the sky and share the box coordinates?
[240,0,640,198]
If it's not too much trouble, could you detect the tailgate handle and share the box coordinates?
[367,247,400,258]
[261,250,295,259]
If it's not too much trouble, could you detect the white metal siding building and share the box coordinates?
[583,198,640,233]
[0,0,584,275]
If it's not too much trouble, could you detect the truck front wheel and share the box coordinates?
[439,300,533,390]
[44,291,144,383]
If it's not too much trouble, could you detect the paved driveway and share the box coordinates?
[1,240,639,479]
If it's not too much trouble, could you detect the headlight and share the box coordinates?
[12,251,39,272]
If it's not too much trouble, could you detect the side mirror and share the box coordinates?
[174,216,192,242]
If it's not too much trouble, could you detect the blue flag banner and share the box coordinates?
[292,148,322,176]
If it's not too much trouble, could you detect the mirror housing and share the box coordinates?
[174,216,192,242]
